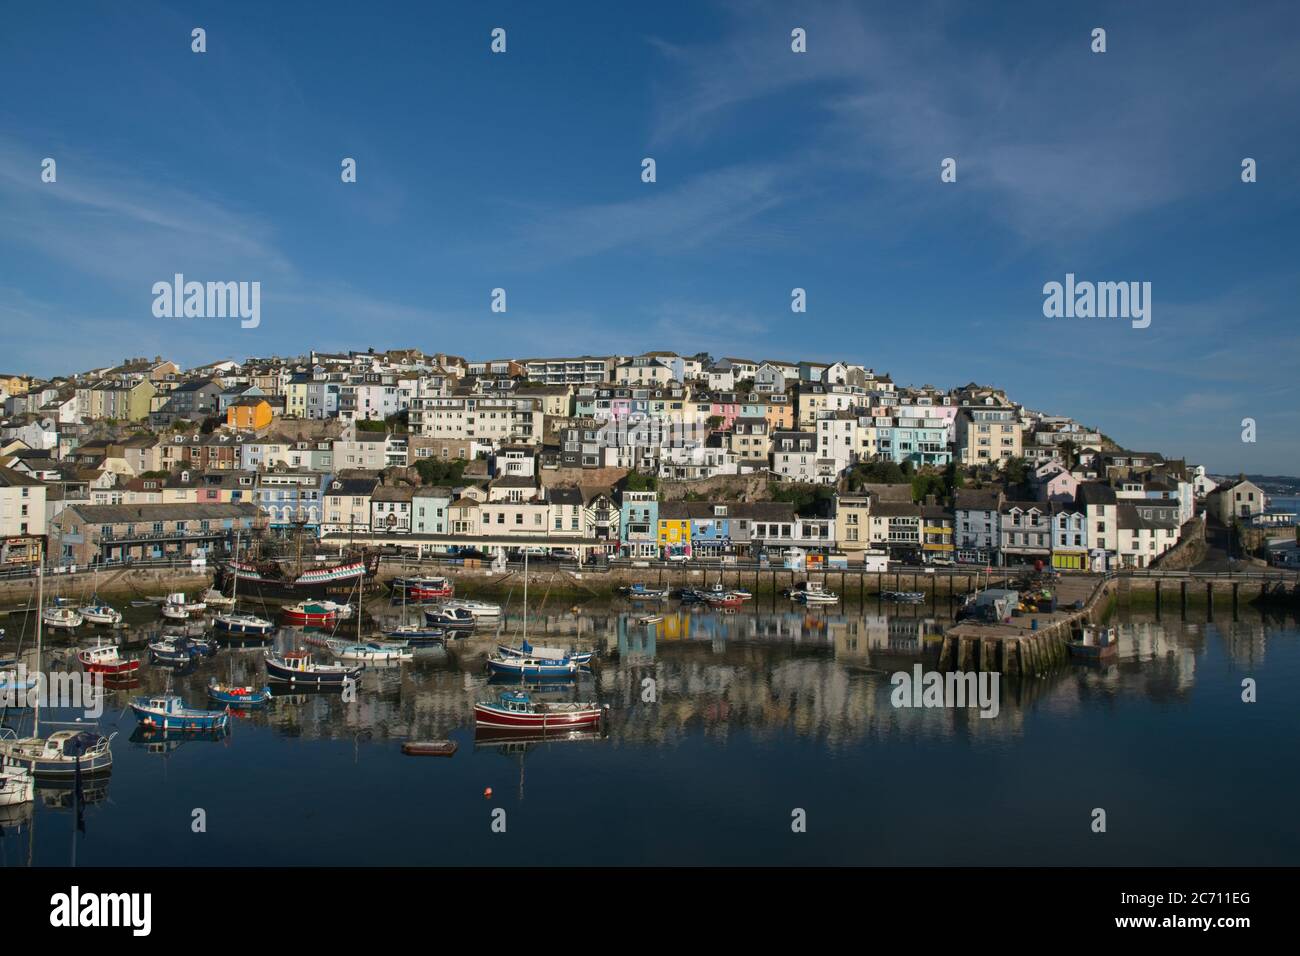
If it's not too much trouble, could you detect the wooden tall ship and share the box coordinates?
[213,517,378,603]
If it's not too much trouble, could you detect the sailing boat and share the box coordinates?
[214,533,275,637]
[79,564,123,626]
[487,550,592,677]
[0,541,116,778]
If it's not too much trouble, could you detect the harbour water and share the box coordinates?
[1,600,1297,866]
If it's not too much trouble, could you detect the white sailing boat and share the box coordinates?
[0,541,115,778]
[79,565,123,626]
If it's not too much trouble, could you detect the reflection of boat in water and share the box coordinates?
[473,726,607,746]
[0,766,34,806]
[0,798,33,831]
[129,724,230,749]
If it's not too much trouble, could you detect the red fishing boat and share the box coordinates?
[473,690,606,732]
[77,641,141,676]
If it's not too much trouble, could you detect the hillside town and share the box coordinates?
[0,349,1283,574]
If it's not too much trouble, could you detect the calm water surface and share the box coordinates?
[1,597,1297,866]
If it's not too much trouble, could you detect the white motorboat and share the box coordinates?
[443,599,502,618]
[79,601,123,626]
[791,582,840,605]
[161,592,206,620]
[41,605,83,630]
[330,642,413,664]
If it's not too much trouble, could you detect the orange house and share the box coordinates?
[227,398,273,430]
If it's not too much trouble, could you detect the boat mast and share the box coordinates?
[34,538,43,738]
[231,530,240,609]
[522,548,528,646]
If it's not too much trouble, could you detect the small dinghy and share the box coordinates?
[636,615,663,625]
[401,740,458,757]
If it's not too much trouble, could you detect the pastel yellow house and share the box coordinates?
[657,502,691,549]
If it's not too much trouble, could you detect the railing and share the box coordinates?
[0,555,220,582]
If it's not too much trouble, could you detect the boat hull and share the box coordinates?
[472,703,603,731]
[214,617,276,636]
[265,658,362,685]
[130,704,230,732]
[220,557,378,603]
[207,684,273,706]
[78,656,140,675]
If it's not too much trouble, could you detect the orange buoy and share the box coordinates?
[483,787,493,798]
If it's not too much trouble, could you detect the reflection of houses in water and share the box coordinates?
[831,614,935,665]
[1125,621,1198,694]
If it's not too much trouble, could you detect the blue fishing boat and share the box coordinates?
[620,583,668,601]
[148,635,215,665]
[207,679,273,706]
[129,694,231,732]
[495,640,593,666]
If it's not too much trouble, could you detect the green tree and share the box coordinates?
[623,471,658,494]
[414,458,467,485]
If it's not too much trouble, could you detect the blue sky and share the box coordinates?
[2,1,1298,473]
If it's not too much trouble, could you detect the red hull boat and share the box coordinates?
[281,602,349,627]
[77,644,141,675]
[473,690,606,732]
